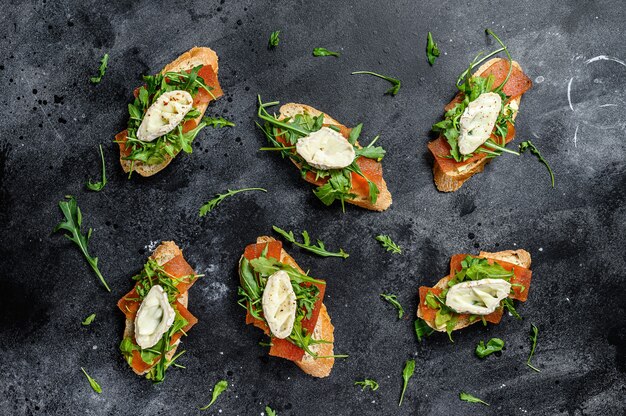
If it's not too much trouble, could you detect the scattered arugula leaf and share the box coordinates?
[313,47,340,57]
[272,225,349,258]
[203,116,235,128]
[475,337,504,358]
[53,196,110,291]
[527,324,540,372]
[81,367,102,393]
[426,32,440,65]
[519,140,555,188]
[502,297,522,320]
[355,379,379,391]
[200,380,228,410]
[380,293,405,319]
[375,235,401,254]
[268,31,280,48]
[414,318,434,342]
[199,188,267,216]
[459,391,489,406]
[87,144,107,191]
[265,405,277,416]
[351,71,401,95]
[81,314,96,326]
[90,53,109,84]
[399,359,415,406]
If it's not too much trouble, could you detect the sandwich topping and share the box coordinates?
[262,270,297,339]
[136,90,194,142]
[458,92,502,155]
[295,127,356,170]
[134,284,176,349]
[445,278,511,315]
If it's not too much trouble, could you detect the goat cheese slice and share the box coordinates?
[458,92,502,155]
[445,278,511,315]
[136,90,194,142]
[262,270,297,339]
[295,126,356,170]
[134,284,176,349]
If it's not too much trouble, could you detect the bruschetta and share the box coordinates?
[429,31,532,192]
[116,47,223,177]
[238,236,339,377]
[117,241,201,382]
[257,99,392,211]
[417,249,532,339]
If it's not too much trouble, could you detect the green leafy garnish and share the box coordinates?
[53,196,110,291]
[375,235,401,254]
[272,225,349,258]
[81,367,102,393]
[81,314,96,326]
[414,318,434,342]
[265,405,277,416]
[313,47,340,57]
[200,380,228,410]
[527,324,540,372]
[90,53,109,84]
[355,379,379,391]
[268,31,280,48]
[87,144,107,191]
[203,116,235,128]
[475,337,504,358]
[459,391,489,406]
[351,71,401,96]
[380,293,404,319]
[199,188,267,216]
[502,297,522,320]
[519,140,555,187]
[426,32,440,65]
[399,359,415,406]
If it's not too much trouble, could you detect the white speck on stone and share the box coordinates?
[500,383,506,388]
[145,240,159,252]
[513,243,517,246]
[566,297,570,302]
[220,351,223,355]
[92,345,97,350]
[535,76,544,83]
[539,247,543,252]
[371,400,376,404]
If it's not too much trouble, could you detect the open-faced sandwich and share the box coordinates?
[238,236,341,377]
[256,98,392,211]
[429,30,532,192]
[116,47,223,177]
[117,241,201,382]
[417,249,532,339]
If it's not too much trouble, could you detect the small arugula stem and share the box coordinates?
[482,140,520,156]
[257,96,309,136]
[456,47,505,88]
[485,29,513,92]
[366,135,380,148]
[259,146,296,151]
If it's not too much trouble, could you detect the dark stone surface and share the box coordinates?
[1,0,625,415]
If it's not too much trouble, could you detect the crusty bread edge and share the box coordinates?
[119,47,220,177]
[276,103,392,212]
[255,236,335,378]
[417,249,531,332]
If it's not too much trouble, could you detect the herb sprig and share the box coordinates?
[90,53,109,84]
[459,391,489,406]
[399,359,415,406]
[355,379,379,391]
[380,293,404,319]
[200,380,228,410]
[199,188,267,216]
[272,226,349,258]
[426,32,440,65]
[53,196,110,291]
[527,324,540,372]
[375,235,401,254]
[268,31,280,48]
[351,71,401,96]
[87,144,107,191]
[81,314,96,326]
[81,367,102,393]
[475,337,504,358]
[203,116,235,128]
[265,405,277,416]
[313,47,340,57]
[519,140,555,187]
[414,318,434,342]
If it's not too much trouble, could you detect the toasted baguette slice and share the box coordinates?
[255,236,335,378]
[278,103,392,211]
[417,249,531,332]
[123,241,188,376]
[432,58,528,192]
[119,47,221,177]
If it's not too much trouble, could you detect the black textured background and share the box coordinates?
[1,0,625,415]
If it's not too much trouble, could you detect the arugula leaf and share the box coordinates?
[86,144,107,191]
[351,71,401,96]
[203,116,235,128]
[459,391,489,406]
[81,314,96,326]
[313,170,356,211]
[414,318,434,342]
[265,405,277,416]
[355,379,379,391]
[348,123,362,145]
[375,235,401,254]
[426,32,440,65]
[313,47,340,57]
[90,53,109,84]
[399,359,415,406]
[268,31,280,48]
[80,367,102,393]
[272,225,349,258]
[475,337,504,358]
[53,196,110,291]
[199,188,267,216]
[519,140,555,187]
[527,324,540,372]
[200,380,228,410]
[502,298,522,320]
[380,293,404,319]
[355,145,386,161]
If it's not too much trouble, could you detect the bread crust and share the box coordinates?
[417,249,531,332]
[119,47,220,177]
[255,236,335,378]
[432,58,525,192]
[277,103,392,211]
